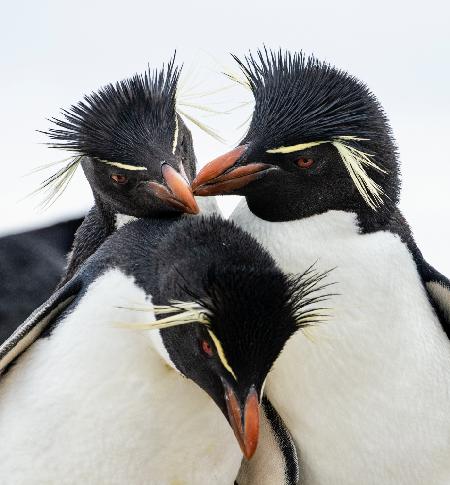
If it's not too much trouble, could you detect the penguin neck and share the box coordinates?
[93,195,118,233]
[91,195,140,232]
[244,189,396,230]
[0,268,242,484]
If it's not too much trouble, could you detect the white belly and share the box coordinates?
[0,269,241,485]
[232,200,450,485]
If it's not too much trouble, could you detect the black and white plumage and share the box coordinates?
[193,49,450,484]
[0,217,82,343]
[236,397,300,485]
[0,216,327,484]
[41,56,211,287]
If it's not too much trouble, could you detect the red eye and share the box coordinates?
[111,174,128,184]
[200,339,214,357]
[296,158,314,169]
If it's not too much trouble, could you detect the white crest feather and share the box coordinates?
[97,160,147,171]
[264,135,387,211]
[25,156,77,175]
[266,140,327,154]
[172,115,179,154]
[223,70,252,91]
[332,137,387,210]
[176,108,225,143]
[116,300,210,330]
[175,68,228,143]
[25,155,82,210]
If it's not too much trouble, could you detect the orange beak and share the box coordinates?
[192,146,272,196]
[148,163,199,214]
[224,385,260,460]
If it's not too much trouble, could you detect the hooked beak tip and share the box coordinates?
[185,203,200,215]
[149,163,199,214]
[191,145,247,192]
[192,146,272,196]
[225,385,260,460]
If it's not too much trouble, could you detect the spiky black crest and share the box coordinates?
[45,56,180,164]
[233,48,397,165]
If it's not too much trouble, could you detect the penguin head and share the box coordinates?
[46,56,198,216]
[193,49,400,222]
[158,268,311,459]
[146,216,327,459]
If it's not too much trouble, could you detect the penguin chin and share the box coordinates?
[110,196,185,220]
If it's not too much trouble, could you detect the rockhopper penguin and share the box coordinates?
[0,216,329,484]
[43,56,209,286]
[193,49,450,484]
[2,58,209,344]
[27,57,300,483]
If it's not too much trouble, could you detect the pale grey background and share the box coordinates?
[1,0,449,273]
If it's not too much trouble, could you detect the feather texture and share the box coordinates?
[26,156,82,209]
[118,266,332,331]
[31,54,228,207]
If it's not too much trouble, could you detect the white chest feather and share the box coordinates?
[232,200,450,485]
[115,213,138,229]
[0,269,241,485]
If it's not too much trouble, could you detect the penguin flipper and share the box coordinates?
[0,276,82,374]
[235,396,300,485]
[417,260,450,337]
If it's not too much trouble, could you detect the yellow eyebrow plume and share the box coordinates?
[172,115,179,154]
[265,136,387,210]
[208,330,237,381]
[98,160,147,171]
[266,140,328,153]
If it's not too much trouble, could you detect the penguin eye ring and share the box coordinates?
[296,158,315,169]
[200,339,214,357]
[111,174,128,184]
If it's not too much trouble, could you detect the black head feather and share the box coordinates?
[45,55,181,165]
[189,263,327,386]
[148,215,329,391]
[235,49,397,159]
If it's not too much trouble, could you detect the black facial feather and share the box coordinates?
[188,264,329,387]
[44,55,180,164]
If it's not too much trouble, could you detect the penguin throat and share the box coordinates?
[244,187,395,228]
